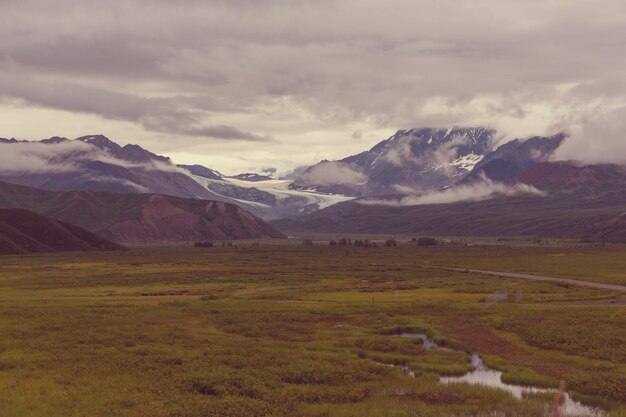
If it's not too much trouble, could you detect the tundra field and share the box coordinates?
[0,240,625,417]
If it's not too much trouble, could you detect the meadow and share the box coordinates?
[0,240,624,417]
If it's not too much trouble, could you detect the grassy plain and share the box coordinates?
[0,240,625,417]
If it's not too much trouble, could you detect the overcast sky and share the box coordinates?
[1,0,625,174]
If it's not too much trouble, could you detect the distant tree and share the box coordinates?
[303,239,314,246]
[417,237,437,246]
[329,240,337,246]
[385,239,398,247]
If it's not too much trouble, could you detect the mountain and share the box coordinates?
[291,127,496,196]
[0,130,569,221]
[290,128,564,197]
[0,208,124,254]
[0,181,285,243]
[0,135,224,200]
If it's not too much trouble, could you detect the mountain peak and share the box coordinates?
[76,134,120,151]
[40,136,69,144]
[121,143,171,163]
[74,135,170,164]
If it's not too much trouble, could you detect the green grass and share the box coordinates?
[0,242,624,416]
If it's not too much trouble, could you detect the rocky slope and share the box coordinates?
[464,134,566,183]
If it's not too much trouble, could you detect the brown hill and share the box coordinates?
[0,181,285,243]
[517,161,626,191]
[0,209,124,254]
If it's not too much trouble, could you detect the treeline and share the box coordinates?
[302,237,439,247]
[194,241,261,248]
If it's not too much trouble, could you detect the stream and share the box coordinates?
[397,333,606,417]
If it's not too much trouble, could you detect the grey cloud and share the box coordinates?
[4,38,162,79]
[0,0,625,168]
[0,71,270,142]
[166,125,272,142]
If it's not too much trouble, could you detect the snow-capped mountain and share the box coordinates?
[290,128,570,198]
[291,127,498,196]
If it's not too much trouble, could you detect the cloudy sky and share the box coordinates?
[1,0,625,174]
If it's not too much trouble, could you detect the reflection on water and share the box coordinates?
[441,354,606,417]
[396,333,605,417]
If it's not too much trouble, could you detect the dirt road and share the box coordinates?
[445,267,626,293]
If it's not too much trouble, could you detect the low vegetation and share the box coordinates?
[0,240,624,416]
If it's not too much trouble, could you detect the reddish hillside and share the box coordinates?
[517,161,626,191]
[0,209,124,254]
[98,194,285,242]
[0,181,285,243]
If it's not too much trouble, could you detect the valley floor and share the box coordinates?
[0,241,625,417]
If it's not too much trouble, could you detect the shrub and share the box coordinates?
[194,241,214,248]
